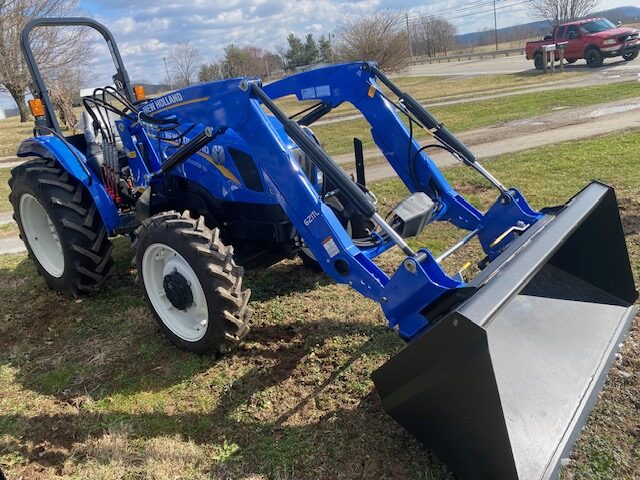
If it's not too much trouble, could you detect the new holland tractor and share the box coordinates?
[10,17,638,479]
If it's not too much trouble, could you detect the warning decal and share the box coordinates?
[322,236,340,258]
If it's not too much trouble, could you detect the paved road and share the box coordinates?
[406,54,640,77]
[0,211,14,226]
[0,236,24,255]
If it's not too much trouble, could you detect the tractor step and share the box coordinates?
[372,182,637,480]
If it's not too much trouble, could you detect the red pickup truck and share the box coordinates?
[526,18,639,69]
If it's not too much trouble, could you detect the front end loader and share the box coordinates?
[11,17,637,479]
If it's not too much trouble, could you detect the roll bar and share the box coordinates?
[21,17,134,134]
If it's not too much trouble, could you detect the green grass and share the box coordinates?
[0,131,639,478]
[313,81,640,157]
[0,168,11,212]
[0,116,32,158]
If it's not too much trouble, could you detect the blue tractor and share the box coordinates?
[10,17,638,479]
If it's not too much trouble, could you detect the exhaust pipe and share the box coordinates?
[372,182,637,479]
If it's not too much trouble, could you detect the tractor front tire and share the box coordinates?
[134,211,251,356]
[9,158,114,296]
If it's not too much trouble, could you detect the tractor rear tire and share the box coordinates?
[9,158,115,296]
[134,211,251,356]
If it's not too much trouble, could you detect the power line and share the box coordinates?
[407,0,531,25]
[406,0,513,23]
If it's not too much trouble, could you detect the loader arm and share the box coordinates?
[263,62,541,255]
[124,64,546,338]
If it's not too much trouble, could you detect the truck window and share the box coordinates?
[567,26,580,38]
[557,26,567,39]
[580,18,616,33]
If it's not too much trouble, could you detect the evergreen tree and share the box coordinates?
[318,35,332,63]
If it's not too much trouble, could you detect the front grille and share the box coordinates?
[619,32,639,43]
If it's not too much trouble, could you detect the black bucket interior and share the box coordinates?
[373,182,637,480]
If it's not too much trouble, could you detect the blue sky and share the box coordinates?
[1,0,633,109]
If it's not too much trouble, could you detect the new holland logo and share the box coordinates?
[141,92,185,114]
[212,145,225,164]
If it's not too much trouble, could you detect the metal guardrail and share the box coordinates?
[410,47,525,65]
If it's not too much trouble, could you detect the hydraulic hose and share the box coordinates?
[369,65,476,165]
[152,127,225,176]
[251,83,377,219]
[369,64,506,193]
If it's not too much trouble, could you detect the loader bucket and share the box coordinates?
[372,182,637,480]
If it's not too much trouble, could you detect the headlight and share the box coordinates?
[603,38,617,45]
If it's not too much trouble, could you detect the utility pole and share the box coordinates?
[493,0,499,51]
[163,57,172,89]
[405,13,413,59]
[328,32,335,63]
[264,58,270,79]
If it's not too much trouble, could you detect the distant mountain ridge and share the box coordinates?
[456,5,640,45]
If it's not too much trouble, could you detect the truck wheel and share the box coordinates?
[623,50,639,62]
[9,158,114,296]
[585,49,603,68]
[134,211,251,356]
[534,53,545,70]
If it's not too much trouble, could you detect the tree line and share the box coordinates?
[175,12,458,87]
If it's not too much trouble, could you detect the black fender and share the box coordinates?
[16,136,120,233]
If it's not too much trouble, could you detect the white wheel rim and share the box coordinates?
[19,193,64,278]
[142,243,208,342]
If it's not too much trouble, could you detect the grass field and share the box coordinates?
[312,80,640,156]
[1,129,639,479]
[0,116,32,157]
[273,70,585,122]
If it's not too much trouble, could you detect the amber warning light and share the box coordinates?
[28,99,45,117]
[134,85,146,101]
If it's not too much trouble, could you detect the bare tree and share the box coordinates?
[0,0,89,122]
[168,42,201,88]
[411,16,457,58]
[476,28,493,47]
[335,11,410,73]
[49,63,89,130]
[531,0,599,26]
